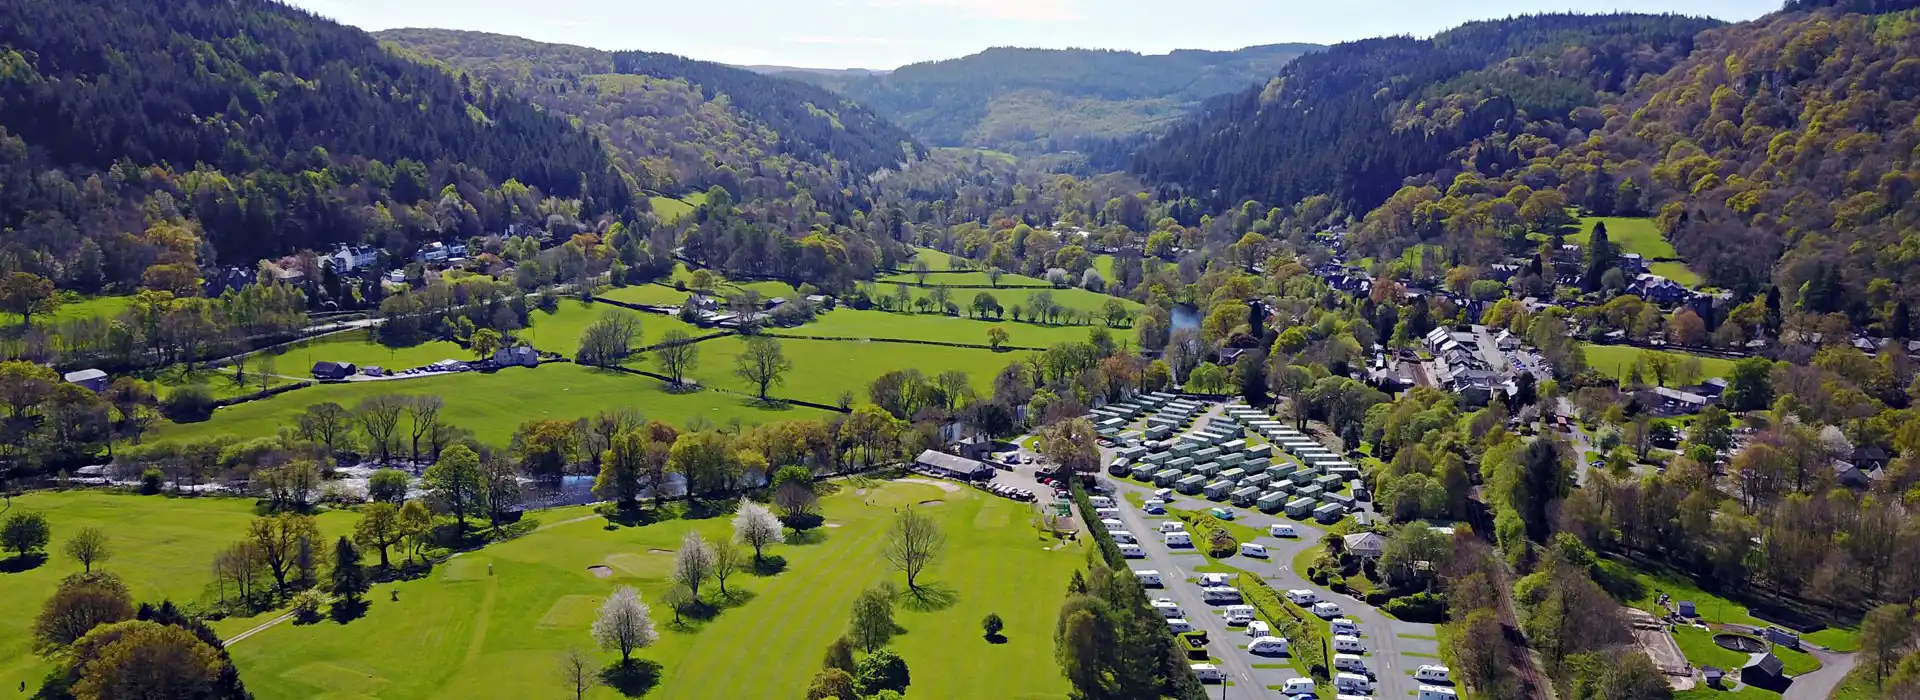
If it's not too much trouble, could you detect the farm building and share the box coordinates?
[62,368,109,392]
[312,361,357,380]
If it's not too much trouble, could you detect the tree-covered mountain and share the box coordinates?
[1122,13,1724,217]
[784,44,1320,152]
[0,0,630,291]
[377,29,925,197]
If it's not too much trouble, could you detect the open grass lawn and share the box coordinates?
[518,299,705,359]
[598,283,699,307]
[268,331,474,374]
[894,284,1143,319]
[690,337,1014,406]
[153,363,832,444]
[907,246,961,272]
[645,191,705,223]
[792,308,1113,348]
[1672,626,1751,671]
[1676,686,1780,700]
[0,491,359,693]
[0,294,133,327]
[148,365,298,401]
[1569,217,1705,287]
[875,270,1050,288]
[1830,666,1882,700]
[224,481,1078,700]
[1597,557,1860,653]
[1580,344,1738,383]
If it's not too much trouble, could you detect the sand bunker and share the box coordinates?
[587,565,614,579]
[647,548,674,554]
[825,522,843,528]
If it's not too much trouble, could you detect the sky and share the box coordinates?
[288,0,1782,70]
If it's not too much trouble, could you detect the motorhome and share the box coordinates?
[1314,601,1345,619]
[1332,634,1367,653]
[1189,664,1225,683]
[1248,636,1290,655]
[1417,687,1459,700]
[1201,586,1242,603]
[1285,589,1318,605]
[1199,573,1231,587]
[1151,599,1182,618]
[1164,531,1192,547]
[1240,542,1269,558]
[1160,521,1185,533]
[1269,523,1298,538]
[1414,665,1452,684]
[1334,653,1369,674]
[1089,496,1114,509]
[1334,673,1372,694]
[1134,570,1162,587]
[1246,621,1271,638]
[1330,618,1360,636]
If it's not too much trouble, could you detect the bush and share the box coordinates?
[1383,592,1448,623]
[160,384,216,421]
[1364,590,1390,606]
[1236,573,1328,680]
[138,468,165,495]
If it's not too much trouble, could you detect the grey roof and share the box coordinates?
[1344,532,1388,555]
[1744,652,1784,677]
[63,368,107,383]
[914,450,990,476]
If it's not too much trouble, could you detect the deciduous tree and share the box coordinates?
[591,586,657,665]
[65,527,110,573]
[672,531,716,601]
[425,444,484,532]
[733,499,785,563]
[735,336,792,402]
[883,507,944,591]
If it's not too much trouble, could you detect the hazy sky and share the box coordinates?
[288,0,1780,69]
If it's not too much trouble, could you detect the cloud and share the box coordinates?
[784,35,913,47]
[867,0,1079,22]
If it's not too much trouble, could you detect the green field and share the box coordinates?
[0,491,360,692]
[645,191,705,223]
[270,332,474,374]
[217,481,1076,699]
[599,283,700,307]
[149,365,299,401]
[153,362,831,443]
[1580,344,1738,384]
[691,336,1017,405]
[876,270,1050,288]
[0,294,132,327]
[517,299,706,359]
[793,308,1113,347]
[906,246,961,272]
[1568,217,1704,287]
[864,280,1140,317]
[1599,557,1859,653]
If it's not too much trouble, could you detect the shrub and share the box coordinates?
[138,469,164,495]
[982,612,1003,639]
[1383,592,1448,623]
[1235,573,1327,680]
[160,384,216,421]
[290,589,329,624]
[1364,590,1390,606]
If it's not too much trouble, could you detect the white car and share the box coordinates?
[1285,589,1318,605]
[1269,523,1298,538]
[1199,573,1232,587]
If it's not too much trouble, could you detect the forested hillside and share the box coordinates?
[379,29,924,196]
[0,0,630,286]
[1123,14,1722,217]
[790,44,1319,152]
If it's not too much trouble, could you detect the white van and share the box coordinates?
[1248,636,1290,655]
[1332,634,1367,653]
[1246,620,1272,638]
[1164,531,1192,547]
[1199,573,1232,587]
[1313,601,1344,618]
[1279,677,1316,695]
[1239,542,1269,558]
[1285,589,1318,605]
[1151,599,1182,618]
[1414,665,1452,684]
[1134,569,1163,587]
[1334,672,1372,693]
[1118,543,1145,558]
[1100,518,1126,532]
[1160,521,1185,533]
[1269,523,1298,538]
[1330,618,1360,636]
[1333,653,1369,674]
[1201,586,1242,603]
[1089,495,1115,509]
[1166,618,1194,634]
[1190,664,1225,683]
[1417,685,1459,700]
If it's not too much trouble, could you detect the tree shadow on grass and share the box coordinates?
[666,590,758,633]
[0,553,47,574]
[899,582,959,613]
[682,499,739,521]
[984,633,1008,644]
[784,526,828,546]
[328,598,369,625]
[600,660,663,698]
[750,555,788,576]
[598,506,666,529]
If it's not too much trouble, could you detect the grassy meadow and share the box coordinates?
[152,363,832,444]
[792,308,1115,348]
[0,492,360,692]
[1567,217,1704,287]
[5,482,1079,699]
[1579,344,1738,384]
[689,336,1017,405]
[0,294,132,327]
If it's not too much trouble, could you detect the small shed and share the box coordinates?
[1741,652,1786,689]
[1702,667,1724,688]
[62,368,109,393]
[1677,601,1697,617]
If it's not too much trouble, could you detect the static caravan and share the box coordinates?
[1217,468,1247,484]
[1175,474,1208,494]
[1313,474,1344,490]
[1142,392,1175,405]
[1241,473,1273,490]
[1098,416,1128,430]
[1130,464,1158,480]
[1246,443,1273,460]
[1170,441,1198,456]
[1153,469,1184,487]
[1285,497,1317,517]
[1314,502,1346,523]
[1350,480,1370,501]
[1231,486,1261,506]
[1191,462,1221,477]
[1166,457,1196,472]
[1257,491,1289,512]
[1144,425,1174,441]
[1299,452,1341,467]
[1266,464,1299,480]
[1204,480,1235,499]
[1191,447,1222,463]
[1147,415,1182,430]
[1142,450,1171,465]
[1288,470,1318,486]
[1295,484,1325,500]
[1221,438,1248,453]
[1324,493,1356,509]
[1114,446,1149,462]
[1324,462,1358,476]
[1215,452,1245,468]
